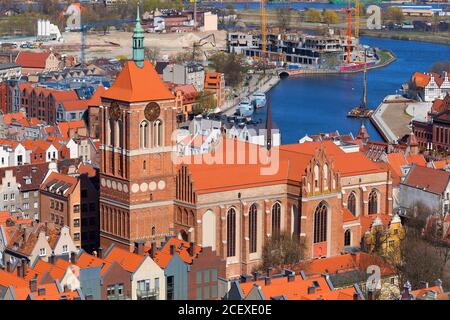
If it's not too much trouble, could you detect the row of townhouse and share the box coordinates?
[1,225,227,300]
[2,81,105,124]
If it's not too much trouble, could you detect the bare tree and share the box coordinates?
[259,231,306,271]
[276,8,292,31]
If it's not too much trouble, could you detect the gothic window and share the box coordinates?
[313,202,327,243]
[154,120,163,147]
[176,208,182,223]
[249,204,257,253]
[344,229,351,246]
[271,202,281,239]
[314,164,319,191]
[143,160,146,170]
[183,209,189,225]
[118,119,124,149]
[368,190,378,214]
[227,208,236,257]
[348,192,356,216]
[323,164,328,190]
[109,119,115,147]
[140,120,149,149]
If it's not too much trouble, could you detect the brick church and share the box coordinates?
[99,11,394,278]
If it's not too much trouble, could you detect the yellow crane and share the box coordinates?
[354,0,361,38]
[261,0,267,59]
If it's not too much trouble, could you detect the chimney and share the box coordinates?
[189,241,195,257]
[150,241,156,259]
[307,286,316,295]
[170,244,175,256]
[37,287,46,296]
[287,274,295,282]
[98,247,103,259]
[70,252,76,263]
[6,261,11,273]
[16,264,23,278]
[49,254,55,264]
[266,267,273,277]
[21,259,27,278]
[264,276,271,286]
[134,241,145,255]
[29,278,37,293]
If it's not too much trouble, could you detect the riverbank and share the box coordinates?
[220,73,281,116]
[284,49,396,76]
[360,30,450,46]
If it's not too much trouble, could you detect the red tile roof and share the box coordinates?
[15,51,51,69]
[104,246,146,273]
[402,164,450,194]
[102,60,175,102]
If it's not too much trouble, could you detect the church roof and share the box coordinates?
[101,60,174,103]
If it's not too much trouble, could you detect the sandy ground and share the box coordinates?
[52,29,227,61]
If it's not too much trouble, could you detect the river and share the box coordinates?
[250,36,450,144]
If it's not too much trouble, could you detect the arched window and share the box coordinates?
[249,204,257,253]
[227,208,236,257]
[314,164,319,191]
[176,208,182,223]
[368,190,378,214]
[109,119,115,147]
[344,229,351,246]
[313,202,327,243]
[154,120,163,147]
[323,163,328,190]
[143,160,146,170]
[271,202,281,239]
[348,192,356,216]
[140,120,149,149]
[183,209,189,225]
[117,119,123,149]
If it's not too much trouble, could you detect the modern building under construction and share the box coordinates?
[227,31,361,69]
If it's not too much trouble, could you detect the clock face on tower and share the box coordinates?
[144,102,161,122]
[109,102,121,121]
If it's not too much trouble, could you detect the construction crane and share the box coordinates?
[80,19,135,65]
[354,0,361,38]
[261,0,267,59]
[341,0,354,64]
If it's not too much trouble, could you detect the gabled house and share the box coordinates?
[103,243,166,300]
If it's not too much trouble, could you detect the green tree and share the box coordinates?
[194,91,216,114]
[209,52,248,88]
[305,8,322,23]
[322,10,338,26]
[386,6,404,24]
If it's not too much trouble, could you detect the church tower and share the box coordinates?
[99,7,177,250]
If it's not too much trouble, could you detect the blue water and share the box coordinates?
[252,37,450,144]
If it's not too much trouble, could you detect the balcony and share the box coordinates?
[136,288,159,300]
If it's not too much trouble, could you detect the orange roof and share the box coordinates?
[78,163,96,177]
[104,246,146,273]
[151,238,201,268]
[76,252,111,276]
[15,51,51,69]
[41,172,78,196]
[87,86,107,106]
[182,139,386,194]
[301,252,395,276]
[360,214,392,234]
[239,274,355,300]
[412,72,431,88]
[102,60,175,102]
[57,120,86,140]
[385,152,426,179]
[32,259,67,281]
[412,286,443,298]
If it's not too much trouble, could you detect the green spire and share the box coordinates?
[132,2,145,68]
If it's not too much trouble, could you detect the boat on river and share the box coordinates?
[251,92,266,109]
[347,55,374,118]
[237,98,254,117]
